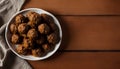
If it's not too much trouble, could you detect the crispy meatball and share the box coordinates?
[27,29,38,39]
[10,23,17,33]
[49,23,59,32]
[38,24,50,34]
[18,23,29,34]
[47,33,60,44]
[15,14,25,24]
[23,38,33,49]
[41,14,59,31]
[32,49,43,57]
[11,34,20,44]
[42,44,51,52]
[16,44,27,55]
[26,11,41,24]
[41,14,54,23]
[28,21,36,28]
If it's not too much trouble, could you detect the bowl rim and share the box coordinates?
[5,8,62,61]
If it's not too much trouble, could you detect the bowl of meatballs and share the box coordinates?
[5,8,62,60]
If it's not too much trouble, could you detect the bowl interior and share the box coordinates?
[5,8,62,60]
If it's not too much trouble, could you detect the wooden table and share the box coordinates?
[23,0,120,69]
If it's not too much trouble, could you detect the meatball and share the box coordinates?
[27,29,38,39]
[11,34,20,44]
[10,23,17,33]
[28,21,36,28]
[32,49,43,57]
[47,33,60,44]
[16,44,27,55]
[23,38,34,49]
[41,14,54,23]
[49,23,59,32]
[38,24,50,34]
[26,11,41,25]
[15,14,25,24]
[18,23,29,34]
[42,44,51,52]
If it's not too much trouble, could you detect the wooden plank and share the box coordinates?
[58,16,120,50]
[23,0,120,15]
[28,52,120,69]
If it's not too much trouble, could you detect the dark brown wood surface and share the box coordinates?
[28,52,120,69]
[23,0,120,15]
[23,0,120,69]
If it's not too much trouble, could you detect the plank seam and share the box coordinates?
[58,50,120,52]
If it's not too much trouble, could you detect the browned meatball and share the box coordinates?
[42,44,51,52]
[16,44,27,55]
[26,11,41,24]
[32,49,43,57]
[15,14,25,24]
[10,23,17,33]
[18,23,29,34]
[27,29,38,39]
[11,34,20,44]
[28,21,36,28]
[23,38,33,49]
[41,14,59,32]
[47,33,60,44]
[38,24,50,34]
[49,23,59,32]
[41,14,54,23]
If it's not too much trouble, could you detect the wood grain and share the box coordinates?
[23,1,120,69]
[58,16,120,50]
[28,52,120,69]
[23,0,120,15]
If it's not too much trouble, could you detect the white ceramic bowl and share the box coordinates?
[5,8,62,60]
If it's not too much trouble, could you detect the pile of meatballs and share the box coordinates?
[10,11,60,57]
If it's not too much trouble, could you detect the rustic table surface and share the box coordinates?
[23,0,120,69]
